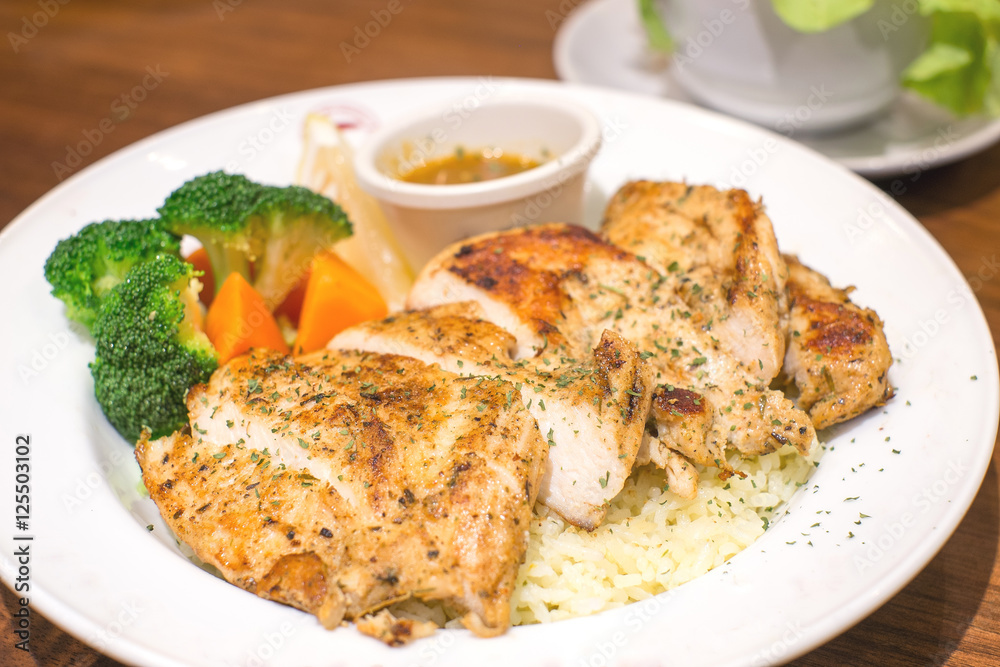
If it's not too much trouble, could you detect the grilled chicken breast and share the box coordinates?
[132,177,894,646]
[135,348,547,637]
[330,302,655,530]
[782,255,894,429]
[601,181,788,383]
[407,223,815,484]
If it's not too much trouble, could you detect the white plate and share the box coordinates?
[0,77,997,667]
[553,0,1000,178]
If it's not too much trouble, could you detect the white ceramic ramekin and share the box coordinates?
[353,95,602,270]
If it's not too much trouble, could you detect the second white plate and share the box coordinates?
[553,0,1000,178]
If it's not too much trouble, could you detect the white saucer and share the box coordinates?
[553,0,1000,178]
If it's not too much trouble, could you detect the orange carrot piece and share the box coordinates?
[205,272,290,364]
[293,251,387,355]
[273,268,310,326]
[185,247,215,307]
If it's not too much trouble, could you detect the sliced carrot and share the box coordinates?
[273,268,310,326]
[185,247,215,307]
[293,250,388,355]
[205,272,290,364]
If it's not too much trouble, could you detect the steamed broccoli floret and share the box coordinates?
[155,172,262,288]
[157,170,352,308]
[90,254,218,443]
[43,218,181,329]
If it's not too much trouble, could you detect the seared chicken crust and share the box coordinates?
[408,222,816,480]
[602,181,788,383]
[136,348,546,637]
[782,255,894,429]
[331,303,655,530]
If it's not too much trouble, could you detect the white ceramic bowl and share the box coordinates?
[353,96,602,270]
[657,0,928,134]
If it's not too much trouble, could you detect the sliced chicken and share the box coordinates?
[635,434,700,500]
[407,223,815,475]
[407,223,629,358]
[782,255,894,429]
[602,278,813,458]
[136,348,547,637]
[601,181,788,383]
[330,302,519,374]
[330,303,655,531]
[647,386,729,476]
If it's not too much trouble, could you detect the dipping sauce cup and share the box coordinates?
[354,96,603,270]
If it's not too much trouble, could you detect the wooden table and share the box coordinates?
[1,1,998,665]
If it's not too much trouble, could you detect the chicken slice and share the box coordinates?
[136,348,547,637]
[407,223,636,358]
[330,302,519,371]
[647,386,731,477]
[408,223,814,470]
[330,303,655,531]
[601,181,788,382]
[636,435,700,500]
[782,255,894,429]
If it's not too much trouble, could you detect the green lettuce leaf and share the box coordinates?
[904,42,973,80]
[918,0,1000,21]
[634,0,1000,116]
[771,0,875,32]
[902,9,998,115]
[637,0,673,52]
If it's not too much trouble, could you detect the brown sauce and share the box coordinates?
[399,147,542,185]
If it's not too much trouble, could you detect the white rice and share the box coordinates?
[393,443,821,627]
[509,443,820,625]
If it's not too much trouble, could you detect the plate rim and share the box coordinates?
[2,74,998,667]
